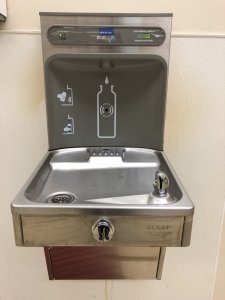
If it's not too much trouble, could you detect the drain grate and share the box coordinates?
[47,193,76,204]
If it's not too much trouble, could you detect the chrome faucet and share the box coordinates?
[153,171,169,197]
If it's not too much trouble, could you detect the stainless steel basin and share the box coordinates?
[13,147,186,206]
[11,148,194,247]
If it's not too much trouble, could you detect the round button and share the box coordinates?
[92,219,115,242]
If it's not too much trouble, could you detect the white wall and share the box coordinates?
[1,1,225,300]
[1,0,225,35]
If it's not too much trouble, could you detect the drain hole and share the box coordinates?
[47,193,76,204]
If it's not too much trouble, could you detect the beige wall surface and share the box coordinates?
[1,3,225,300]
[1,0,225,35]
[213,210,225,300]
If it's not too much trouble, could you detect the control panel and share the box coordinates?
[48,26,166,46]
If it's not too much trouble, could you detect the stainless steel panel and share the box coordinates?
[11,148,194,247]
[12,213,23,246]
[11,148,193,214]
[181,215,193,246]
[156,247,166,279]
[21,215,184,247]
[40,14,172,64]
[45,246,163,279]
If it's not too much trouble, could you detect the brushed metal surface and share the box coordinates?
[12,148,192,213]
[21,215,184,247]
[40,14,172,64]
[156,247,166,279]
[12,213,23,246]
[44,246,162,279]
[181,216,193,246]
[11,148,194,247]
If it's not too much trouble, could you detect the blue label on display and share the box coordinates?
[99,27,114,35]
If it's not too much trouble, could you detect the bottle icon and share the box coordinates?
[97,76,117,138]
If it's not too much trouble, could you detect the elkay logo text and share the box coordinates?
[147,225,170,231]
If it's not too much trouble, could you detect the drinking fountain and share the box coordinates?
[11,12,194,280]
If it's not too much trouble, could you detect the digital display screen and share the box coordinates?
[137,33,151,39]
[99,27,114,35]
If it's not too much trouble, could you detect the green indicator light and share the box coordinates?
[137,33,151,39]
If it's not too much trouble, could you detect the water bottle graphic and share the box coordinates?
[97,76,117,138]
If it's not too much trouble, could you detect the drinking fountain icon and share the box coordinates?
[57,85,73,106]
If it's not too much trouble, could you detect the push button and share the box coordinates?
[92,219,115,242]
